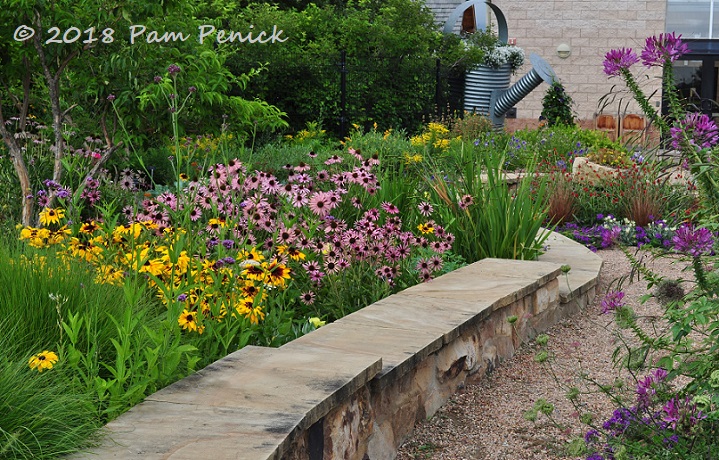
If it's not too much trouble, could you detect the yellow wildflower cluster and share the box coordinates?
[285,122,326,144]
[170,133,234,157]
[18,211,295,333]
[403,152,423,165]
[19,208,72,248]
[410,122,456,153]
[586,148,631,168]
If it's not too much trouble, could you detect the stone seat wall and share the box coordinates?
[70,231,600,460]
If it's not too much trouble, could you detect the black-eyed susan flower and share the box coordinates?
[264,260,291,287]
[79,221,101,234]
[178,309,203,333]
[39,208,65,227]
[417,223,435,235]
[28,350,59,372]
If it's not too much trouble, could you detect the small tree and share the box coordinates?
[541,80,575,126]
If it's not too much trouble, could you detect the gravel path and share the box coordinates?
[397,247,689,460]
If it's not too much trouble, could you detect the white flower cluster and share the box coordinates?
[482,45,525,70]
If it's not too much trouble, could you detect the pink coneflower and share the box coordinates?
[293,173,312,183]
[316,170,329,181]
[294,162,311,172]
[418,201,433,216]
[244,175,260,190]
[429,255,443,271]
[458,194,474,210]
[381,202,400,214]
[337,258,350,270]
[261,177,281,193]
[300,291,316,305]
[324,257,340,274]
[308,150,317,158]
[309,270,325,283]
[291,193,309,208]
[365,208,380,222]
[189,207,202,221]
[416,258,431,273]
[348,147,362,160]
[325,154,342,165]
[283,163,294,171]
[309,192,332,216]
[276,226,296,244]
[303,260,321,273]
[259,218,275,232]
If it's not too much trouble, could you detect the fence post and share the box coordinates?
[339,50,348,139]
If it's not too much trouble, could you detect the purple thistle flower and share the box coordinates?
[600,290,625,314]
[107,94,116,101]
[188,86,197,93]
[603,47,639,76]
[672,224,714,257]
[641,33,690,67]
[670,112,719,150]
[154,75,162,83]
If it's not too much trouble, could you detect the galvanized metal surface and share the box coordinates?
[464,64,512,115]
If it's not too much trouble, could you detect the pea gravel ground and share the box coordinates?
[396,247,690,460]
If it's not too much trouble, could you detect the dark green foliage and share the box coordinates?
[541,81,576,127]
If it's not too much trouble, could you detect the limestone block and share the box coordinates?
[572,156,625,185]
[324,386,374,460]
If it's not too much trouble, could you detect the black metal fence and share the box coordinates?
[242,51,464,138]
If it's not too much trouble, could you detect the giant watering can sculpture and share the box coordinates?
[444,1,557,128]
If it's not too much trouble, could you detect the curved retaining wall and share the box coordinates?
[70,231,601,460]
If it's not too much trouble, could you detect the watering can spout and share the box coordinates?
[489,53,557,127]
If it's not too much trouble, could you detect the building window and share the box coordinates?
[666,0,719,38]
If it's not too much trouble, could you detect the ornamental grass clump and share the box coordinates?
[425,147,551,262]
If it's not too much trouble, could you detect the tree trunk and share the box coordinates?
[0,102,34,226]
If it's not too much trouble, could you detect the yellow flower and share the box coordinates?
[417,223,435,234]
[238,247,265,263]
[29,350,59,372]
[427,122,449,135]
[264,260,291,287]
[39,208,65,227]
[308,317,326,328]
[95,265,124,286]
[178,309,204,333]
[139,258,168,277]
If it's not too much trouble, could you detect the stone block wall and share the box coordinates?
[69,232,601,460]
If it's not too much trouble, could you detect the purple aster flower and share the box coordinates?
[672,224,714,257]
[603,47,639,76]
[670,112,719,150]
[641,33,690,67]
[600,290,625,314]
[222,239,234,250]
[177,294,188,302]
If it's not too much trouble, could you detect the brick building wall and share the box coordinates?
[432,0,667,125]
